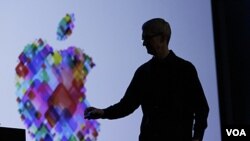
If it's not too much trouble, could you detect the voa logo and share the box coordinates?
[226,129,247,136]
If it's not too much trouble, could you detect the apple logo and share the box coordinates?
[15,13,100,141]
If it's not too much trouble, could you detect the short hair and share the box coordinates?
[142,18,171,44]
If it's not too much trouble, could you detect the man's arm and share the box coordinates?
[187,64,209,141]
[84,68,142,120]
[101,68,142,119]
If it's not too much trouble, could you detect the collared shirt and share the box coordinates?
[103,50,209,141]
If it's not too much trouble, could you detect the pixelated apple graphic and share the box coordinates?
[15,13,100,141]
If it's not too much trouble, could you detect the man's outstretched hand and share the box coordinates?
[84,107,104,119]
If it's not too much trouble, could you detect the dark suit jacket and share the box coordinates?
[102,50,209,141]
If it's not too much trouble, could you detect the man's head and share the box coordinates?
[142,18,171,58]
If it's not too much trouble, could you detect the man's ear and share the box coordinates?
[160,36,164,42]
[160,34,166,43]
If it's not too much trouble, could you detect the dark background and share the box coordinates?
[0,127,25,141]
[212,0,250,140]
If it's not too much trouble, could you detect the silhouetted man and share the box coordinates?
[84,18,209,141]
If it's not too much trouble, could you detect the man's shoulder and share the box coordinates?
[137,59,152,71]
[172,54,195,69]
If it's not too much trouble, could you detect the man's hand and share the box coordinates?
[84,107,104,119]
